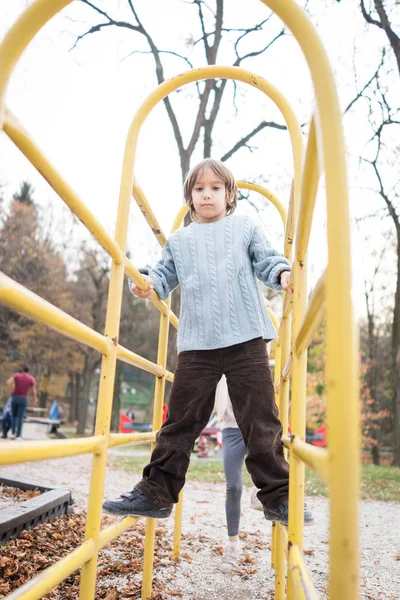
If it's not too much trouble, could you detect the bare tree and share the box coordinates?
[344,0,400,463]
[72,0,287,182]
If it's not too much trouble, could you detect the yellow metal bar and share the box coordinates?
[237,181,287,230]
[132,180,168,246]
[98,516,141,549]
[108,431,157,448]
[0,272,110,355]
[275,295,292,595]
[80,53,144,594]
[260,3,359,598]
[282,293,294,321]
[117,345,164,377]
[274,525,286,600]
[142,296,171,599]
[124,259,178,330]
[287,259,308,600]
[126,66,302,236]
[0,0,73,125]
[295,118,320,263]
[4,108,180,335]
[171,205,189,233]
[173,490,184,561]
[3,109,124,264]
[279,521,289,555]
[283,436,329,482]
[275,353,293,393]
[5,539,95,600]
[165,370,174,383]
[0,436,104,466]
[284,183,295,259]
[295,272,326,357]
[288,544,319,600]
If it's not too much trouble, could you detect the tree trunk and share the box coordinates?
[392,239,400,465]
[69,372,80,423]
[77,359,92,435]
[111,361,123,432]
[371,445,380,466]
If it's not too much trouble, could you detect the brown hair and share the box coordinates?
[183,158,238,221]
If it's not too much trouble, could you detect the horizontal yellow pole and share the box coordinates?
[288,543,320,600]
[0,272,109,355]
[4,110,181,334]
[5,539,95,600]
[108,431,157,447]
[124,260,178,330]
[4,108,124,265]
[295,271,326,357]
[295,118,320,263]
[237,181,287,230]
[132,181,167,247]
[98,516,141,549]
[282,436,329,482]
[116,345,173,382]
[0,436,105,466]
[165,370,174,383]
[117,345,164,377]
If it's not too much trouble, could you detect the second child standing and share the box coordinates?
[103,158,313,527]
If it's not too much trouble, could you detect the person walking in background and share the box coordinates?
[1,397,12,439]
[6,365,37,440]
[215,374,263,573]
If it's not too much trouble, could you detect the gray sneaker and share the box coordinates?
[264,499,314,526]
[219,543,240,574]
[102,488,172,518]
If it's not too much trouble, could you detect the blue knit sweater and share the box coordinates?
[146,214,290,353]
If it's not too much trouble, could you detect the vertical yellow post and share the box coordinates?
[141,298,171,599]
[287,258,308,600]
[270,336,281,571]
[79,109,138,598]
[78,262,126,598]
[173,490,184,560]
[274,307,291,599]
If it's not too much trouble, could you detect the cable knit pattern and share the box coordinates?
[145,214,290,353]
[205,225,222,345]
[187,226,204,346]
[225,216,241,341]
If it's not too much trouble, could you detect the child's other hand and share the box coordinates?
[130,274,154,298]
[280,270,293,294]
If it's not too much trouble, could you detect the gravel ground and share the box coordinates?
[0,428,399,599]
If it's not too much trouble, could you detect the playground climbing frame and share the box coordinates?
[0,1,359,599]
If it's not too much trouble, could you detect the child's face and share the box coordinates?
[191,167,229,223]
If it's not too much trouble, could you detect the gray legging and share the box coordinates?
[222,427,247,537]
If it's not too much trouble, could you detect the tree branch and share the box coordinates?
[220,120,287,162]
[345,48,386,114]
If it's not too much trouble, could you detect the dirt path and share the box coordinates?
[0,443,399,599]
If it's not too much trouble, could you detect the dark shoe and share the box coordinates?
[264,499,314,526]
[102,487,172,518]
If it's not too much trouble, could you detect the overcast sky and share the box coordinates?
[0,0,397,318]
